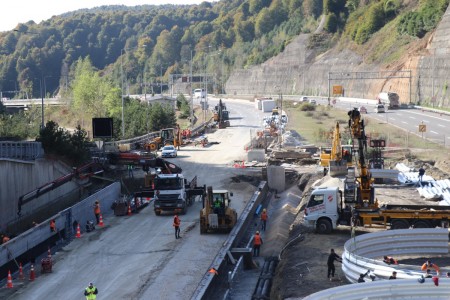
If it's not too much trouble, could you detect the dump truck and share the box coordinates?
[153,174,205,215]
[303,186,450,233]
[377,92,400,109]
[199,186,237,233]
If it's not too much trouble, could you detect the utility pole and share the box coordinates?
[190,50,194,126]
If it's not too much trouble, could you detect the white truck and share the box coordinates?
[377,92,399,109]
[153,174,204,215]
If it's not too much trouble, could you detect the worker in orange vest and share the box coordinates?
[94,201,101,224]
[421,260,440,276]
[2,235,10,244]
[253,231,263,257]
[208,268,218,275]
[261,209,268,231]
[50,219,56,232]
[173,215,181,239]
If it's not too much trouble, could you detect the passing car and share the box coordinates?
[358,106,367,114]
[161,145,177,158]
[374,104,386,113]
[193,88,206,99]
[309,99,317,105]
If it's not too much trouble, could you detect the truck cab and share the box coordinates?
[303,187,348,233]
[153,174,187,215]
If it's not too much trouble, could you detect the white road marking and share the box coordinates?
[438,124,446,127]
[430,130,439,134]
[401,121,408,124]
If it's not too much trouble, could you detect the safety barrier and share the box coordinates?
[191,181,268,300]
[342,228,449,283]
[303,278,450,300]
[0,141,44,160]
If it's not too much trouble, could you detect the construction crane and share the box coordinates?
[347,108,376,208]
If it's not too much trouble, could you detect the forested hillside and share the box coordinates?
[0,0,448,141]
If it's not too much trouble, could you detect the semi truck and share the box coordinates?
[377,92,400,109]
[303,186,450,233]
[152,174,205,215]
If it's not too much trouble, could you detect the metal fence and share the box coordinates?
[0,141,44,160]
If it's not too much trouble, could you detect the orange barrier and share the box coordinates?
[29,264,35,281]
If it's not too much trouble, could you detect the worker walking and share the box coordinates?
[94,201,101,225]
[418,167,425,184]
[84,282,98,300]
[173,215,181,239]
[327,248,342,281]
[128,164,134,178]
[253,231,263,257]
[50,219,56,232]
[261,209,268,231]
[383,256,398,265]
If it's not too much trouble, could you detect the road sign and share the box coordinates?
[418,124,426,132]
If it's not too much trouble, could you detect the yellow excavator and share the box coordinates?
[200,186,237,234]
[144,125,182,151]
[319,122,352,176]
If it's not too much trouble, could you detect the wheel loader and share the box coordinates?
[144,125,182,151]
[200,186,237,234]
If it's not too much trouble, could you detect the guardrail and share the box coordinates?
[342,228,449,283]
[191,181,268,300]
[303,278,450,300]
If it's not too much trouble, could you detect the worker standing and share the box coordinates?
[84,282,98,300]
[50,219,56,232]
[94,201,101,225]
[418,167,425,185]
[327,248,342,281]
[389,271,397,279]
[253,231,263,257]
[261,209,268,231]
[421,260,440,276]
[173,215,181,239]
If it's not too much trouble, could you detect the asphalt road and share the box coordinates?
[8,98,265,300]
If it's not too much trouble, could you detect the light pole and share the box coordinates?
[190,50,194,126]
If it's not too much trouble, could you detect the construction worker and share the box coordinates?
[173,215,181,239]
[84,282,98,300]
[261,209,268,231]
[50,219,56,232]
[357,270,371,283]
[208,267,218,275]
[253,231,263,257]
[389,271,397,279]
[418,167,425,185]
[94,201,101,225]
[214,198,221,214]
[128,164,134,178]
[421,260,440,276]
[383,256,398,265]
[327,248,342,281]
[1,235,10,244]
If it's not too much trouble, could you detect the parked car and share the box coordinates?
[309,99,317,105]
[301,96,309,102]
[374,104,386,113]
[358,106,367,114]
[161,145,177,158]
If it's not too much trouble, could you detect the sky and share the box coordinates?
[1,0,213,32]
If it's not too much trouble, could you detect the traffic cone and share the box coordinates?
[47,247,52,259]
[29,264,35,281]
[99,214,104,227]
[19,263,24,280]
[75,224,82,238]
[6,270,13,288]
[127,204,132,216]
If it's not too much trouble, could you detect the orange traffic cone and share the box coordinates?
[75,224,82,238]
[99,214,104,227]
[19,263,24,280]
[6,270,13,288]
[47,247,52,259]
[127,204,132,216]
[29,264,35,281]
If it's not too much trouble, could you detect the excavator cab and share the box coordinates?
[200,187,237,233]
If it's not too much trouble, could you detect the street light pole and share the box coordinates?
[190,50,194,126]
[40,77,44,129]
[120,48,125,137]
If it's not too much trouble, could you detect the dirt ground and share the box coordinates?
[270,155,450,300]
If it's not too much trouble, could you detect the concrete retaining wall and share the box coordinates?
[0,159,78,232]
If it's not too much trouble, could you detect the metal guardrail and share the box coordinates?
[0,141,44,160]
[342,228,449,283]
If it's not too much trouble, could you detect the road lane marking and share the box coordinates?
[438,124,446,127]
[401,121,408,124]
[430,130,439,134]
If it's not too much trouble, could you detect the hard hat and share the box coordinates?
[256,231,260,234]
[263,209,266,212]
[89,282,94,286]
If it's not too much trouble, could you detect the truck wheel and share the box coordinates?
[390,219,409,229]
[413,220,431,228]
[317,219,332,234]
[155,210,161,216]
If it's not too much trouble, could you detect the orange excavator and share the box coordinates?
[144,125,183,151]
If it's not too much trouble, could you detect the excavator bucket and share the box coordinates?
[329,160,348,177]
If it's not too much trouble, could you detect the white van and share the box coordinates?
[193,89,206,99]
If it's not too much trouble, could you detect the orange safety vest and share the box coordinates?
[94,203,100,214]
[421,262,440,272]
[261,211,268,221]
[253,234,262,246]
[50,220,56,231]
[173,216,180,227]
[208,268,218,275]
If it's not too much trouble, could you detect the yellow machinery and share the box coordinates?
[200,186,237,233]
[319,122,352,176]
[347,108,376,208]
[145,125,182,151]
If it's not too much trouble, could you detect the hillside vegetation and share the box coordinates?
[0,0,448,141]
